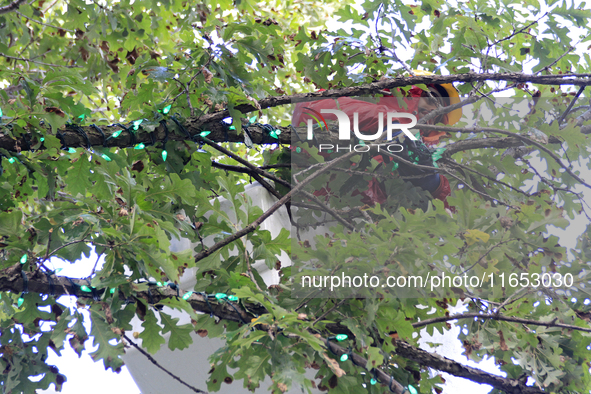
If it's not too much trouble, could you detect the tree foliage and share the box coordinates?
[1,0,591,393]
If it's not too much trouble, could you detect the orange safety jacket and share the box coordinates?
[291,86,451,205]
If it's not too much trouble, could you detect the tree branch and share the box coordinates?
[411,311,591,333]
[0,53,81,67]
[4,72,591,154]
[122,333,208,394]
[192,149,358,264]
[393,340,543,394]
[419,123,591,189]
[0,0,26,15]
[14,10,75,32]
[0,264,574,394]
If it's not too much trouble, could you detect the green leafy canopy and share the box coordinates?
[1,0,591,393]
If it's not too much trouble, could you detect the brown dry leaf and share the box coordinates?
[107,57,120,73]
[79,46,90,61]
[202,66,214,83]
[126,47,139,65]
[320,353,346,377]
[131,160,144,172]
[277,382,288,392]
[45,107,66,117]
[498,330,509,351]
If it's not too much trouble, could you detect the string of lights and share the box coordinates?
[3,257,417,394]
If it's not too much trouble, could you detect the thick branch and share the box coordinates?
[1,265,546,394]
[393,340,543,394]
[3,72,591,153]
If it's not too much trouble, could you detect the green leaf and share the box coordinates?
[0,210,22,238]
[160,312,194,351]
[89,314,125,371]
[139,309,166,354]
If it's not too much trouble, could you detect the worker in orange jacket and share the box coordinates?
[291,72,461,206]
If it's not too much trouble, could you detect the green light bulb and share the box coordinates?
[339,354,348,362]
[162,150,168,161]
[407,385,418,394]
[80,285,92,292]
[110,288,116,294]
[40,137,45,142]
[326,150,333,153]
[199,131,211,137]
[229,125,236,131]
[270,131,278,139]
[134,143,145,150]
[78,114,85,121]
[101,154,112,161]
[17,297,24,307]
[370,378,377,385]
[156,282,163,287]
[249,115,257,123]
[7,157,15,163]
[20,254,27,264]
[392,163,399,171]
[0,108,2,117]
[182,291,193,300]
[132,119,143,130]
[274,129,281,135]
[162,105,172,114]
[112,130,122,138]
[215,293,227,300]
[335,334,348,341]
[227,295,239,301]
[295,147,301,153]
[68,148,76,154]
[358,140,366,146]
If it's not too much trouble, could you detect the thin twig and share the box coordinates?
[412,311,591,333]
[192,150,358,264]
[297,189,356,231]
[460,239,512,275]
[202,138,291,189]
[489,12,546,48]
[45,239,88,260]
[90,248,105,277]
[15,10,75,31]
[0,53,81,68]
[558,85,586,124]
[122,334,208,394]
[442,158,532,198]
[313,299,347,326]
[494,287,531,316]
[419,123,591,190]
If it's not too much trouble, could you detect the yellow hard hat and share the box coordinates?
[412,70,462,125]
